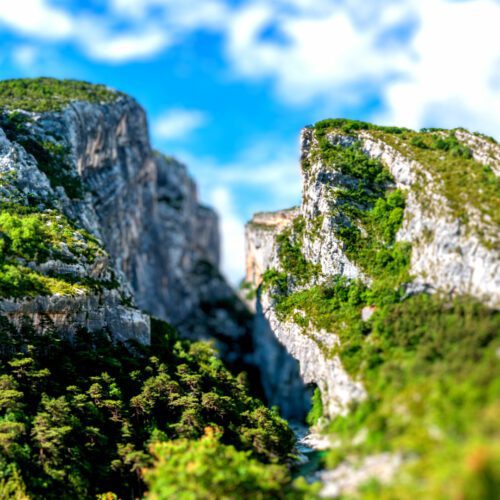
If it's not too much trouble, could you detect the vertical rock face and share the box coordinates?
[246,211,367,419]
[0,82,251,360]
[245,209,299,287]
[246,121,499,420]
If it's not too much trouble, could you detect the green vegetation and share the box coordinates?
[314,129,411,286]
[0,317,295,499]
[144,427,319,499]
[263,216,321,293]
[324,294,499,499]
[0,203,106,297]
[269,127,411,297]
[306,388,323,427]
[312,119,499,246]
[0,78,120,113]
[263,120,500,497]
[313,118,409,136]
[0,111,84,199]
[240,281,257,301]
[0,263,85,297]
[270,250,499,497]
[0,208,102,263]
[374,129,498,245]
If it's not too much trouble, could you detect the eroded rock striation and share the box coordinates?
[245,120,499,494]
[246,121,499,418]
[0,79,250,361]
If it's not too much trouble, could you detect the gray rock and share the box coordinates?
[0,94,251,357]
[245,124,499,422]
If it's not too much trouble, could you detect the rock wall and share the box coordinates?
[0,88,251,360]
[246,123,499,419]
[245,208,299,288]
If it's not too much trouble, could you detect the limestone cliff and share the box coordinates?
[247,121,499,417]
[245,120,499,494]
[0,78,250,361]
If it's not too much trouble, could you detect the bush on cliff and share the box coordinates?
[0,78,120,113]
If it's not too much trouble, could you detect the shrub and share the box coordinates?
[144,428,291,499]
[306,388,324,427]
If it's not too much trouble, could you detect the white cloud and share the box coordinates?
[153,108,208,141]
[11,45,38,70]
[222,0,500,136]
[208,187,246,284]
[2,0,498,138]
[110,0,229,28]
[78,24,170,63]
[378,0,500,136]
[0,0,74,39]
[224,0,412,104]
[1,0,499,136]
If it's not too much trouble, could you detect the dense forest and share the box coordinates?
[0,317,316,498]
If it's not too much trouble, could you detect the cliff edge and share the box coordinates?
[0,78,251,362]
[245,119,499,497]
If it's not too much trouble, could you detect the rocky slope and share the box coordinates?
[0,78,251,362]
[245,119,499,496]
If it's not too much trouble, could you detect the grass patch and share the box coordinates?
[0,263,86,297]
[0,203,106,298]
[0,78,121,113]
[313,118,409,136]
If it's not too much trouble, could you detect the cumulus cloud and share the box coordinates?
[224,1,411,104]
[222,0,500,136]
[153,108,208,141]
[0,0,74,40]
[110,0,229,29]
[77,23,170,63]
[1,0,498,138]
[378,0,500,135]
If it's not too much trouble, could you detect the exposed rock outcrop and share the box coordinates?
[0,81,251,360]
[246,122,499,419]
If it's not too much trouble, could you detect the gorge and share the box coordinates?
[0,78,498,499]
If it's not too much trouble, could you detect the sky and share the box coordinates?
[0,0,499,283]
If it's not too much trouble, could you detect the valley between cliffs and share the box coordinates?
[0,79,498,499]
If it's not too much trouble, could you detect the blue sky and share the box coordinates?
[0,0,499,282]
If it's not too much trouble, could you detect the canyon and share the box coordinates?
[0,79,498,498]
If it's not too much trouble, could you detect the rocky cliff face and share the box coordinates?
[246,121,499,420]
[0,79,250,361]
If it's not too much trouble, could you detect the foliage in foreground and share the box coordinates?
[0,317,295,499]
[144,427,320,499]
